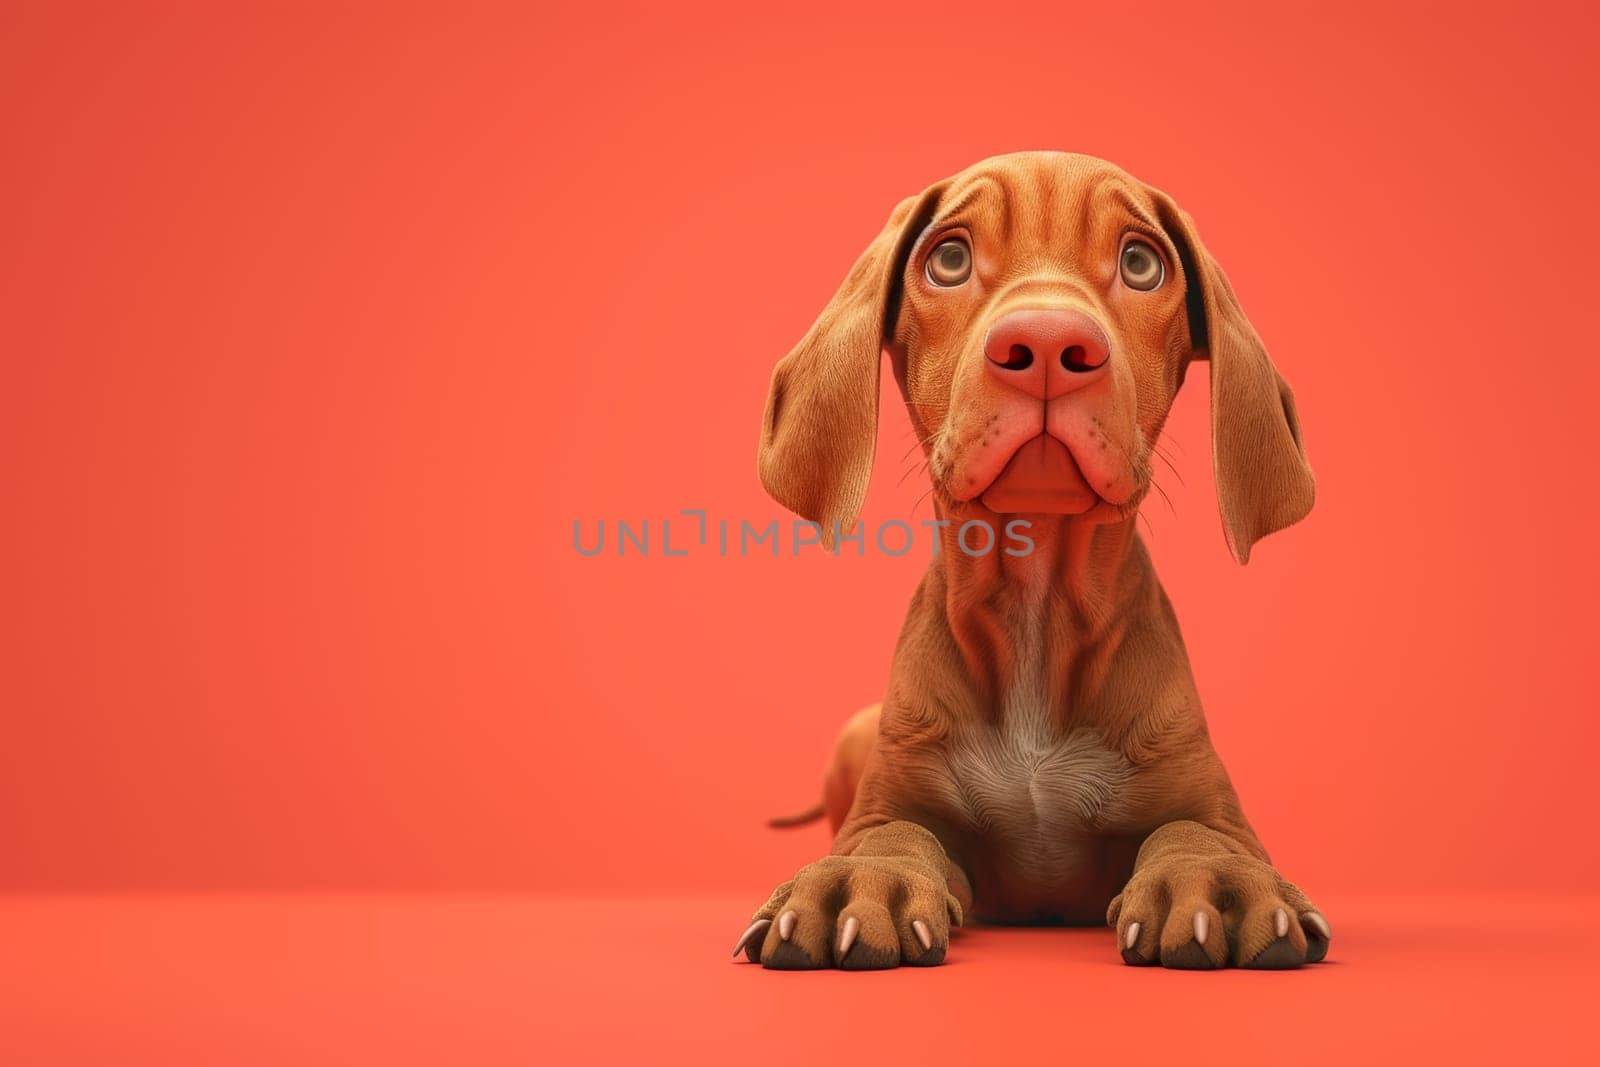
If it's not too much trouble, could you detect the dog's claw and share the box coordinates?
[732,918,770,958]
[777,910,797,941]
[1124,921,1141,950]
[912,919,933,951]
[1274,907,1290,938]
[837,915,859,958]
[1193,911,1209,946]
[1303,911,1331,940]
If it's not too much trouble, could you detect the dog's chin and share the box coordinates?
[977,434,1099,515]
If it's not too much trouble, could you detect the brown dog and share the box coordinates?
[733,152,1329,971]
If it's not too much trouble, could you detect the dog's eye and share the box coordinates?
[1119,240,1164,291]
[926,239,972,286]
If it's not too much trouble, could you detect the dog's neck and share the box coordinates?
[927,506,1154,719]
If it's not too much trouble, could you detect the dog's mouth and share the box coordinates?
[978,434,1099,515]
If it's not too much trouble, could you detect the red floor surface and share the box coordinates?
[0,893,1594,1065]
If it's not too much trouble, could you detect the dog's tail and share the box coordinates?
[766,801,826,829]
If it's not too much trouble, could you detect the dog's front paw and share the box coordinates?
[731,855,962,970]
[1108,852,1330,970]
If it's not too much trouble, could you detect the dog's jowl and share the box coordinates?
[733,152,1329,971]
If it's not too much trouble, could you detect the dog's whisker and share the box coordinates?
[897,459,930,489]
[1152,441,1184,487]
[1148,476,1176,517]
[1154,454,1183,486]
[900,427,943,463]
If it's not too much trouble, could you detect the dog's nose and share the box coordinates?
[983,309,1110,399]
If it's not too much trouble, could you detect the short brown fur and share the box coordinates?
[741,153,1327,971]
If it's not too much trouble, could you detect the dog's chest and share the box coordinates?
[932,660,1140,919]
[943,720,1133,843]
[952,626,1134,835]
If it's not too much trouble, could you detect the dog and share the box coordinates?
[732,152,1329,971]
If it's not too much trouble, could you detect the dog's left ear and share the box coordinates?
[758,184,945,547]
[1153,193,1315,564]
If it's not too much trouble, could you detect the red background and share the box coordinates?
[3,0,1598,905]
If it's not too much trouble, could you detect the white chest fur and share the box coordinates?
[939,614,1135,852]
[944,718,1133,839]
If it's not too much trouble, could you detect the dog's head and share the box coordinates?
[758,152,1312,563]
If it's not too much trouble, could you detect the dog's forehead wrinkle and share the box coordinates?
[920,176,1007,241]
[983,170,1129,276]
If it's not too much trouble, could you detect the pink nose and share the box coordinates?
[983,309,1110,399]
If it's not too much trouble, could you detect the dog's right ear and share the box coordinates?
[758,185,944,547]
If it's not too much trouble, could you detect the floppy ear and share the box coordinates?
[758,185,944,548]
[1154,195,1315,564]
